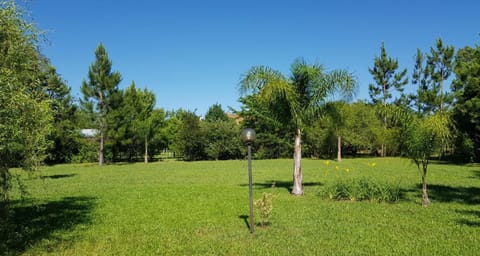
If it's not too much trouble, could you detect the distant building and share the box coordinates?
[80,129,99,137]
[226,112,243,125]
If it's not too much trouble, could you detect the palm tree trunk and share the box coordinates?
[144,137,149,164]
[421,159,430,207]
[292,128,303,195]
[337,132,342,162]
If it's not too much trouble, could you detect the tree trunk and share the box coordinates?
[99,130,104,166]
[0,166,9,202]
[0,165,8,220]
[337,133,342,162]
[144,137,149,164]
[291,128,303,195]
[99,94,105,166]
[382,84,388,157]
[382,115,387,157]
[440,78,444,112]
[421,159,430,207]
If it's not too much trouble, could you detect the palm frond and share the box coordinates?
[325,69,358,102]
[238,66,286,95]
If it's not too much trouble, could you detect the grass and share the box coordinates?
[2,158,480,255]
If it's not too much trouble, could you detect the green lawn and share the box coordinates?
[3,158,480,255]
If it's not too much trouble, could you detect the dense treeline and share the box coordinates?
[1,0,479,176]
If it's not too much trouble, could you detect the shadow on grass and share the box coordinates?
[0,196,96,255]
[238,215,272,232]
[469,170,480,179]
[456,210,480,227]
[240,180,323,193]
[409,184,480,205]
[238,215,251,231]
[40,174,77,179]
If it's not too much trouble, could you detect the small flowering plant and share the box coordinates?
[255,192,273,227]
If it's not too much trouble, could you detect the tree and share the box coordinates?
[81,43,122,165]
[134,87,159,164]
[171,111,206,161]
[205,103,229,122]
[0,0,52,204]
[42,66,80,164]
[145,109,167,161]
[237,95,293,159]
[323,102,350,162]
[204,104,243,160]
[405,40,455,206]
[452,44,480,162]
[369,42,408,156]
[405,113,450,207]
[412,39,455,159]
[346,102,383,155]
[413,39,455,114]
[163,110,183,157]
[240,58,357,195]
[426,39,455,113]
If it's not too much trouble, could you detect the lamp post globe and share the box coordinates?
[241,128,256,144]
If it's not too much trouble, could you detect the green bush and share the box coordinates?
[322,178,401,203]
[71,139,97,163]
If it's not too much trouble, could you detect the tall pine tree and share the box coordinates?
[368,42,408,156]
[81,43,121,165]
[413,39,455,114]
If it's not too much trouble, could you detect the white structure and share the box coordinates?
[80,129,99,137]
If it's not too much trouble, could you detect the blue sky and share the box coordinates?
[28,0,479,115]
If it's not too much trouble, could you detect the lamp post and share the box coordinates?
[241,128,256,234]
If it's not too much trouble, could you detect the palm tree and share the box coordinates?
[240,58,357,195]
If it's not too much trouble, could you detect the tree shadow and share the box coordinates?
[456,210,480,227]
[0,196,96,255]
[240,180,323,193]
[40,174,77,179]
[410,184,480,205]
[469,170,480,179]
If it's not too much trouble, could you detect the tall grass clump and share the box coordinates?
[321,178,401,203]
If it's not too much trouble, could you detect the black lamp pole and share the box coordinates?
[241,128,256,234]
[247,142,254,234]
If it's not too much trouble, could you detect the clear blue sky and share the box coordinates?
[27,0,479,116]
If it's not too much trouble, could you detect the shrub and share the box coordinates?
[71,139,97,163]
[322,178,401,203]
[254,192,273,227]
